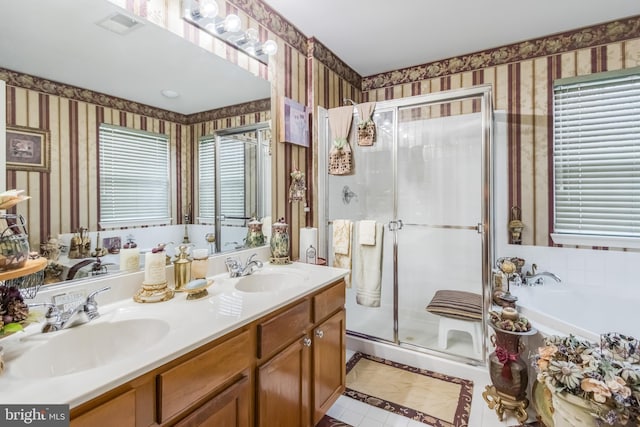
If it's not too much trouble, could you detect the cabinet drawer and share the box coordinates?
[258,299,311,359]
[158,329,251,423]
[313,280,345,323]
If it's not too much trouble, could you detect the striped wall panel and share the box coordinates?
[363,38,640,249]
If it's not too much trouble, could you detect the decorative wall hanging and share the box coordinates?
[281,97,309,147]
[356,102,376,146]
[508,206,524,245]
[328,105,354,175]
[288,167,306,202]
[6,125,50,172]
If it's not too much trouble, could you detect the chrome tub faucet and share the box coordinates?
[522,264,561,286]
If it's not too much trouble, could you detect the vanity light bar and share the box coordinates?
[182,0,277,65]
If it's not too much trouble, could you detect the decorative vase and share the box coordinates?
[550,387,599,427]
[270,217,289,259]
[488,325,536,400]
[245,218,265,248]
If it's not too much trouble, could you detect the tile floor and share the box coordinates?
[328,344,538,427]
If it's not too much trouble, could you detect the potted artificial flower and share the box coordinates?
[534,333,640,426]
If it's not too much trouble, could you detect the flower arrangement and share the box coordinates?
[534,333,640,425]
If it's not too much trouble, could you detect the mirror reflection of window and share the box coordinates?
[198,122,271,252]
[98,124,170,228]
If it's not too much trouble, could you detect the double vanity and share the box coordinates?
[0,253,348,427]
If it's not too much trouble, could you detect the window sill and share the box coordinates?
[550,233,640,249]
[99,218,172,230]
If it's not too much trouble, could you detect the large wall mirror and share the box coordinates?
[0,0,272,286]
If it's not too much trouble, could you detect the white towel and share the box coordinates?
[358,220,376,245]
[354,223,384,307]
[332,220,353,287]
[332,220,351,255]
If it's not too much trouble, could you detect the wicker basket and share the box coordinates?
[0,214,30,271]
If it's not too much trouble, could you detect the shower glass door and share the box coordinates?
[396,99,486,360]
[327,108,396,342]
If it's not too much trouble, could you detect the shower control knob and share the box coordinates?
[315,329,324,338]
[302,337,312,347]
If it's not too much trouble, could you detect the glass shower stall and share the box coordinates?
[318,86,494,363]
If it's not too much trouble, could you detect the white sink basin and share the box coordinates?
[10,318,170,379]
[234,267,308,293]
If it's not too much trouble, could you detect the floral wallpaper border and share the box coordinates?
[308,37,362,89]
[363,15,640,91]
[227,0,308,54]
[1,67,270,124]
[186,97,270,124]
[227,0,362,88]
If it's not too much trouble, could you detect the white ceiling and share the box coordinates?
[264,0,640,76]
[0,0,271,115]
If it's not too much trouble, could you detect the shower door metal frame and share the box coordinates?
[319,85,494,364]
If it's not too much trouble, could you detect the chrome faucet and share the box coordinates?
[225,253,263,278]
[30,287,111,333]
[523,264,561,286]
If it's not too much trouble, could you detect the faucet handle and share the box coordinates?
[28,303,62,332]
[85,286,110,320]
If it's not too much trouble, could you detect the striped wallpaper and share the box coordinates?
[6,0,639,253]
[4,79,269,249]
[362,37,640,250]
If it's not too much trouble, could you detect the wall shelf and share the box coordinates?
[0,257,46,282]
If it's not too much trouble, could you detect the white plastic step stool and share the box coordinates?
[438,316,483,356]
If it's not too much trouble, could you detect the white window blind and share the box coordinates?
[198,135,246,222]
[219,137,246,218]
[198,136,216,222]
[553,71,640,241]
[99,123,170,227]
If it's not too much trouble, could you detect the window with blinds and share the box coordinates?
[99,123,170,228]
[198,135,246,222]
[198,136,216,222]
[552,69,640,245]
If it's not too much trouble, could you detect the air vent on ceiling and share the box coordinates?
[97,12,143,35]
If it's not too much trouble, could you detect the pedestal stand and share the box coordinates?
[482,385,529,423]
[133,281,174,303]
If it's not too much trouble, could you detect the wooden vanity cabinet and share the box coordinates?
[256,279,346,427]
[312,309,346,426]
[70,278,346,427]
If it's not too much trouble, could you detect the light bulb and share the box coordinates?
[245,28,259,43]
[245,45,256,56]
[261,39,278,56]
[200,0,218,18]
[223,14,241,33]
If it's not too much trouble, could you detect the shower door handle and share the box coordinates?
[388,220,404,231]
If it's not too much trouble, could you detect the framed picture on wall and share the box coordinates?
[6,125,50,172]
[281,97,309,147]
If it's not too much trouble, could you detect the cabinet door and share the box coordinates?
[313,309,346,425]
[71,389,136,427]
[257,336,311,427]
[174,375,250,427]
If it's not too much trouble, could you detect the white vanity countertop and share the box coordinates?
[0,261,348,407]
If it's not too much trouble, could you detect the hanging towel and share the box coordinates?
[354,222,384,307]
[356,102,376,146]
[358,220,376,246]
[332,220,353,287]
[328,106,354,175]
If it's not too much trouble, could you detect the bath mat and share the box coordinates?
[345,352,473,427]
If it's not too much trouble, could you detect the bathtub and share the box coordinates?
[509,283,639,342]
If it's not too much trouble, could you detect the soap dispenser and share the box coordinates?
[173,244,192,291]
